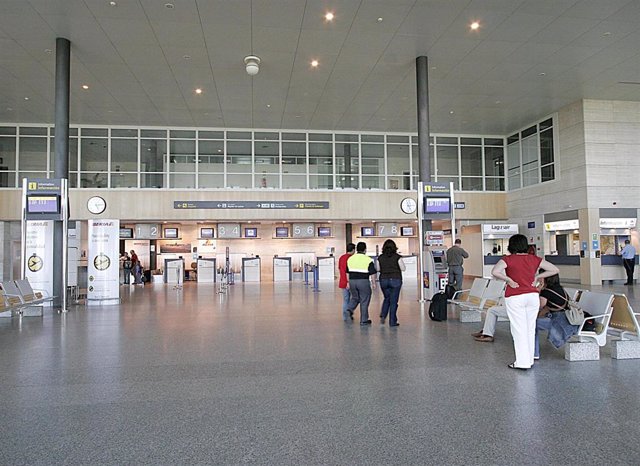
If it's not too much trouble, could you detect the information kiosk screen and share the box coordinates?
[245,227,258,238]
[119,228,133,239]
[27,195,60,214]
[317,227,331,237]
[275,227,289,238]
[425,197,451,214]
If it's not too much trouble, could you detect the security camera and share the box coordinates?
[244,55,260,76]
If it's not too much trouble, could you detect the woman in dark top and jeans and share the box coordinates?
[376,239,406,327]
[535,274,582,359]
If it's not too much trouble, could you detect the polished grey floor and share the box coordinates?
[1,279,640,465]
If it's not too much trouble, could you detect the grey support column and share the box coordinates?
[416,56,432,232]
[53,37,70,308]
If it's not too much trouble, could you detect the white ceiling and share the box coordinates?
[0,0,639,135]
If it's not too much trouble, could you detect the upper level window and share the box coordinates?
[506,116,555,191]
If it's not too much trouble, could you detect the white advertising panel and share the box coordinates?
[197,258,216,283]
[88,219,120,302]
[317,257,335,281]
[273,258,291,282]
[25,220,54,299]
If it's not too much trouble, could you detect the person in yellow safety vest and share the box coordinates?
[346,242,377,325]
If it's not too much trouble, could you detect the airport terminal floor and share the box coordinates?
[1,280,640,465]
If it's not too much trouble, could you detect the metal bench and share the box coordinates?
[449,278,489,322]
[564,290,615,361]
[0,279,53,318]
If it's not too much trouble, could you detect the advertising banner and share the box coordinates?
[88,219,120,302]
[25,220,54,299]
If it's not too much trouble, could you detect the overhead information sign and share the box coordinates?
[173,201,329,210]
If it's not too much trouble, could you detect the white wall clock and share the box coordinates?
[87,196,107,215]
[400,197,417,214]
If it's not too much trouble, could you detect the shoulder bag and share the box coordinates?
[546,288,584,326]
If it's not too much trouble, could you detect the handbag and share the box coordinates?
[545,288,585,326]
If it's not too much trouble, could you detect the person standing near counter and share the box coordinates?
[620,239,636,285]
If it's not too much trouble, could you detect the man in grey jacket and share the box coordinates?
[446,239,469,290]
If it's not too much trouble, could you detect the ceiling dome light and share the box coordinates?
[164,3,174,9]
[377,17,383,22]
[195,88,203,94]
[325,12,334,21]
[109,1,117,6]
[470,21,480,30]
[244,55,261,76]
[311,60,319,67]
[82,84,89,90]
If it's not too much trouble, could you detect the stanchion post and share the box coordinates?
[313,265,320,292]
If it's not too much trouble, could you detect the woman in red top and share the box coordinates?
[492,234,559,370]
[338,243,356,321]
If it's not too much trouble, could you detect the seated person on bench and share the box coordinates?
[534,273,591,359]
[472,305,508,342]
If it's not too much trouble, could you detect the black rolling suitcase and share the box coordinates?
[429,292,448,321]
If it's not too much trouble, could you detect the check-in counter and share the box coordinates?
[164,258,184,284]
[401,255,418,282]
[242,257,261,282]
[197,258,216,283]
[273,257,292,281]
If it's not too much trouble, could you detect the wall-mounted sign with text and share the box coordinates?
[482,224,519,235]
[174,201,329,210]
[599,218,637,229]
[544,220,579,231]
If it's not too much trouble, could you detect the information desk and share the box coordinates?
[601,255,639,282]
[273,257,292,281]
[242,257,261,282]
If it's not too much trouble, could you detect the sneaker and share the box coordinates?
[360,320,372,326]
[534,356,540,360]
[348,310,354,320]
[389,323,400,327]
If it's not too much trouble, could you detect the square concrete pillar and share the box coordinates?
[564,341,600,361]
[611,340,640,359]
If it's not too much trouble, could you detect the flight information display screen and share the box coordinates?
[27,195,60,214]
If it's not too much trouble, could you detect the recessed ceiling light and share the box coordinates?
[603,31,612,37]
[325,12,334,21]
[449,110,454,114]
[82,84,89,90]
[24,97,29,101]
[183,55,191,60]
[311,60,319,67]
[109,1,117,6]
[266,104,271,108]
[195,88,203,94]
[295,115,301,118]
[44,49,52,54]
[470,21,480,30]
[377,17,383,23]
[539,72,546,76]
[164,3,174,9]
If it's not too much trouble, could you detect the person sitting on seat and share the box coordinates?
[472,304,508,342]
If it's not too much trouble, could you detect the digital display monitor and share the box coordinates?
[275,227,289,238]
[164,227,178,239]
[26,195,60,214]
[425,197,451,214]
[433,256,443,264]
[200,227,214,239]
[361,226,375,237]
[317,227,331,237]
[401,226,414,236]
[119,228,133,239]
[245,227,258,238]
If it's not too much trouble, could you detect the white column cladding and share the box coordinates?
[87,219,120,303]
[25,220,54,299]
